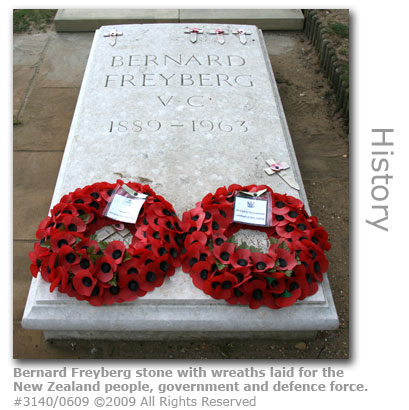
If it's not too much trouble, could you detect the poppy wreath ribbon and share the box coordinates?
[181,184,331,309]
[29,180,184,306]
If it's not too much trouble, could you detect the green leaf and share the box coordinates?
[107,275,118,287]
[266,276,277,286]
[41,238,51,249]
[215,259,227,271]
[123,251,132,263]
[284,270,293,277]
[249,245,260,253]
[86,246,96,256]
[78,213,90,224]
[278,241,290,251]
[90,234,97,241]
[269,237,281,246]
[98,241,109,252]
[280,290,292,298]
[237,242,250,250]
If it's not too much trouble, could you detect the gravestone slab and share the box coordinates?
[22,24,339,339]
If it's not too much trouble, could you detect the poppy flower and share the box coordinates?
[230,248,252,269]
[117,257,141,278]
[38,252,55,283]
[292,264,318,299]
[182,243,209,272]
[250,252,276,272]
[271,197,291,215]
[189,261,213,289]
[72,270,97,297]
[310,226,331,251]
[61,215,86,233]
[226,284,250,306]
[138,265,165,292]
[29,242,51,277]
[104,241,126,263]
[271,213,288,227]
[49,266,68,292]
[87,283,110,306]
[213,241,235,265]
[117,272,147,301]
[100,186,115,202]
[275,287,302,308]
[50,231,77,253]
[73,203,96,224]
[51,202,79,219]
[271,247,297,271]
[264,271,287,295]
[184,231,208,250]
[95,255,117,283]
[72,252,93,274]
[76,238,100,254]
[230,266,251,286]
[243,279,269,309]
[203,270,238,300]
[58,245,80,269]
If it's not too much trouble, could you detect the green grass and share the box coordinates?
[13,9,56,33]
[328,21,349,39]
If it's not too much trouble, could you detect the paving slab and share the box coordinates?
[36,33,94,88]
[13,33,49,66]
[55,9,179,31]
[180,9,304,30]
[54,9,304,31]
[14,241,34,320]
[13,66,36,118]
[13,88,79,151]
[14,152,64,241]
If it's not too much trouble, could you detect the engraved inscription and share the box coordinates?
[104,73,253,87]
[108,120,249,133]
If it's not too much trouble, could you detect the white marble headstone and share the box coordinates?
[22,24,338,339]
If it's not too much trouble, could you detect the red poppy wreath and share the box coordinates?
[181,184,331,309]
[29,180,184,306]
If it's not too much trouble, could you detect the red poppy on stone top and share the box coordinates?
[202,271,238,300]
[273,247,298,271]
[138,264,165,292]
[50,231,77,253]
[72,270,97,297]
[225,283,250,306]
[250,252,276,272]
[213,241,235,265]
[117,272,147,301]
[61,215,87,233]
[76,237,100,254]
[275,287,302,308]
[105,241,126,263]
[230,248,252,269]
[58,244,80,269]
[72,252,93,274]
[243,279,269,309]
[182,242,208,272]
[95,255,117,283]
[51,202,79,219]
[229,266,251,286]
[189,260,212,290]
